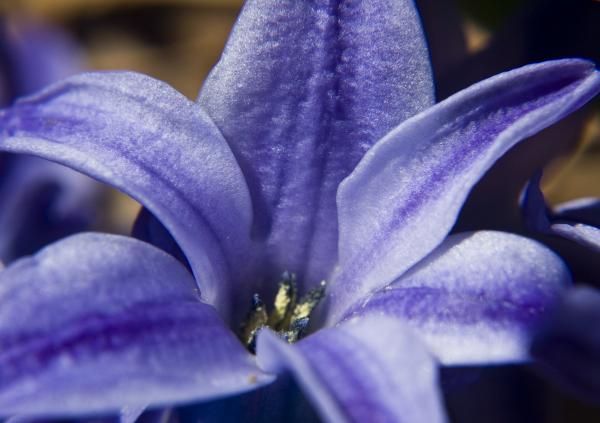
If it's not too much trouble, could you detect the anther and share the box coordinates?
[238,274,327,353]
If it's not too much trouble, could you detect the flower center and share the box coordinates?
[239,272,326,353]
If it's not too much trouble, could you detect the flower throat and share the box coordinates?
[239,272,326,353]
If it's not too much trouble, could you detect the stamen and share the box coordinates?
[238,273,327,352]
[283,280,326,343]
[267,272,297,331]
[239,294,268,352]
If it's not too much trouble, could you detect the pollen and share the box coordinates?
[239,272,326,353]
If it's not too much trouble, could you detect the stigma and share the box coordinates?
[239,272,326,353]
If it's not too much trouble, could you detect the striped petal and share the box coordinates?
[0,72,253,316]
[0,233,271,417]
[329,59,600,322]
[340,231,571,365]
[257,316,447,423]
[199,0,434,291]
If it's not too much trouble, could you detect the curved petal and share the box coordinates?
[0,20,100,263]
[199,0,434,288]
[521,170,552,233]
[340,231,571,365]
[531,286,600,404]
[551,223,600,252]
[0,72,253,316]
[522,172,600,252]
[256,316,447,423]
[0,233,272,417]
[555,197,600,226]
[330,59,600,322]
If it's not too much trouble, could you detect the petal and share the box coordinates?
[199,0,434,288]
[0,72,253,316]
[0,19,81,100]
[341,231,571,365]
[331,59,600,322]
[530,286,600,404]
[555,197,600,226]
[521,170,552,233]
[256,316,447,423]
[0,233,272,417]
[551,223,600,253]
[120,406,146,423]
[0,155,100,263]
[522,172,600,252]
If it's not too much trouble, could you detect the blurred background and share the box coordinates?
[0,0,599,422]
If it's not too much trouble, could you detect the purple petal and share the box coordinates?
[554,197,600,226]
[531,286,600,404]
[199,0,434,289]
[551,223,600,252]
[330,59,600,322]
[0,155,100,263]
[522,172,600,252]
[0,233,271,417]
[120,406,146,423]
[521,170,552,233]
[0,19,81,101]
[0,72,253,316]
[257,316,447,423]
[341,231,571,365]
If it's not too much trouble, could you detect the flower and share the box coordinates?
[0,0,599,421]
[0,18,100,263]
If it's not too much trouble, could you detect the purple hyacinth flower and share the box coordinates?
[0,0,599,421]
[0,18,100,263]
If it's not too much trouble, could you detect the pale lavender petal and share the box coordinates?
[0,72,253,316]
[0,233,271,417]
[199,0,434,289]
[551,223,600,252]
[341,231,571,365]
[120,406,146,423]
[257,316,447,423]
[331,59,600,322]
